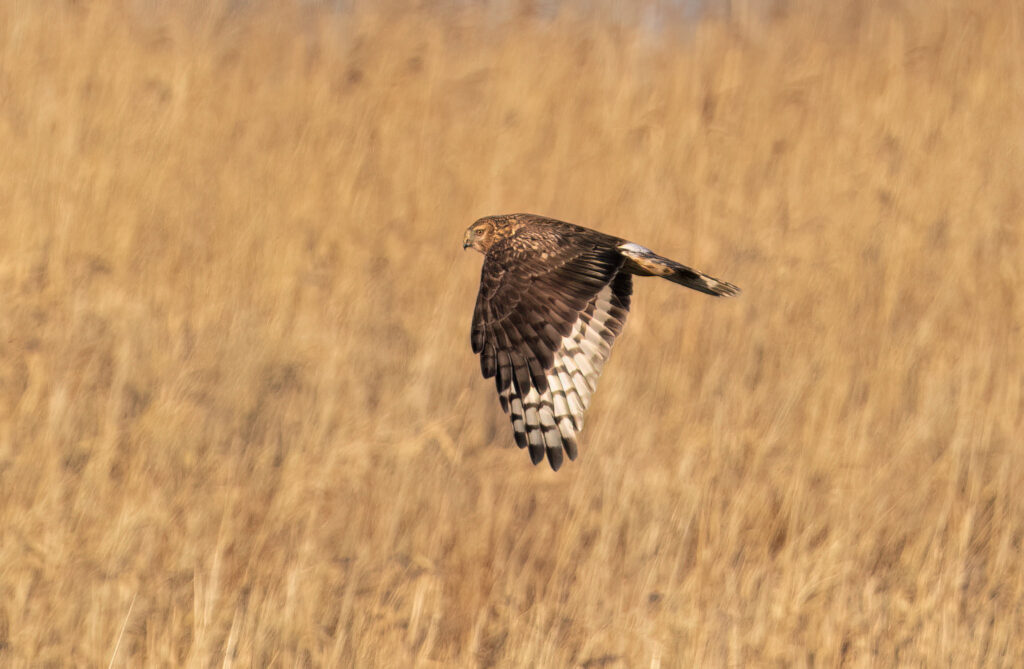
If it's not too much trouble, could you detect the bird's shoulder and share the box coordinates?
[487,216,618,267]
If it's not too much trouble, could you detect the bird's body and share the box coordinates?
[464,213,738,470]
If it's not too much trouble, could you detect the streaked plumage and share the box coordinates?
[463,213,739,470]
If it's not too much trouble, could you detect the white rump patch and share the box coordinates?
[618,242,653,255]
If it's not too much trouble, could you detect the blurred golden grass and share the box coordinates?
[1,0,1022,665]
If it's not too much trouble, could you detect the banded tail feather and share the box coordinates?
[617,242,740,297]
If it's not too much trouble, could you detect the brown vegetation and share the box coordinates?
[0,0,1021,665]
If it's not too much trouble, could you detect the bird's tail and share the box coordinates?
[617,241,740,297]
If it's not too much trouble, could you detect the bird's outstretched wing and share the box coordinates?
[471,226,631,470]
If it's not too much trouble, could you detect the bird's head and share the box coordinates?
[462,216,503,254]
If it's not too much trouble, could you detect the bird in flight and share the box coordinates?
[463,213,739,471]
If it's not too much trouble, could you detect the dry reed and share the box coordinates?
[0,0,1022,665]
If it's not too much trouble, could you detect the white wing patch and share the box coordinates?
[497,281,627,469]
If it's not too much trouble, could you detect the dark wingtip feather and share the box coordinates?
[480,342,496,378]
[546,446,563,471]
[471,325,485,354]
[563,435,578,461]
[529,445,545,465]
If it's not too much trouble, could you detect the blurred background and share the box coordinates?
[0,0,1021,665]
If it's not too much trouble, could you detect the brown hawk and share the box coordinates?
[464,213,739,471]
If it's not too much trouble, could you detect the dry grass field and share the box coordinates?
[1,0,1022,665]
